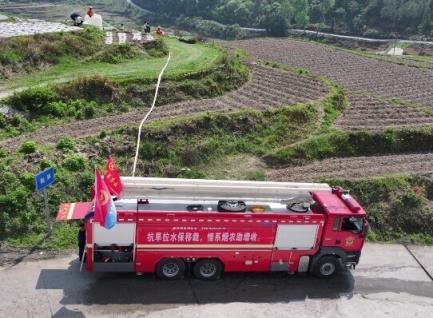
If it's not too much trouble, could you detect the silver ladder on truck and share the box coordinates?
[120,177,331,202]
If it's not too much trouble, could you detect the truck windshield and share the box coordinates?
[342,217,363,233]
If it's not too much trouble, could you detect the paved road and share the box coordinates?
[290,29,433,46]
[0,243,432,318]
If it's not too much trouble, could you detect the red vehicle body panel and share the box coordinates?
[60,189,367,274]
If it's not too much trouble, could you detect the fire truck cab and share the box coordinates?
[58,177,368,280]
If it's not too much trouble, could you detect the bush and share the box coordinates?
[178,37,197,44]
[175,16,247,40]
[83,104,96,119]
[0,114,7,129]
[57,76,116,103]
[45,101,67,117]
[7,87,57,115]
[63,155,86,172]
[95,44,143,64]
[56,137,75,150]
[143,38,169,57]
[19,141,37,154]
[40,159,54,170]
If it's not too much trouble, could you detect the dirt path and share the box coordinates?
[0,64,327,151]
[267,153,433,181]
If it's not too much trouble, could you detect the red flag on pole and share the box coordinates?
[104,156,123,197]
[93,168,112,227]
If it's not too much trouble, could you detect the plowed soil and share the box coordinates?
[233,38,433,108]
[0,64,327,151]
[267,153,433,181]
[334,94,433,131]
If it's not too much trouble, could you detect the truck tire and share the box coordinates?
[312,256,339,278]
[156,258,185,280]
[193,259,222,280]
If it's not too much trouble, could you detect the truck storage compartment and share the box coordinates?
[92,223,135,272]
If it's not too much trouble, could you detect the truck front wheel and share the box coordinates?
[156,258,185,280]
[312,256,339,278]
[193,259,222,280]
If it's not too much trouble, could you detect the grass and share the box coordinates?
[0,37,224,91]
[3,105,433,247]
[264,126,433,166]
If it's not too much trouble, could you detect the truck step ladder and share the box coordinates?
[120,177,331,202]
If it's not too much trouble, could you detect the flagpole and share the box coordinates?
[132,52,171,177]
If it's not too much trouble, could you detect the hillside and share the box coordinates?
[133,0,433,39]
[1,9,433,249]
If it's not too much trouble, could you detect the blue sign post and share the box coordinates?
[35,167,56,231]
[35,167,55,191]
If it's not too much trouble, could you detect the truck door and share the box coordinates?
[335,216,365,252]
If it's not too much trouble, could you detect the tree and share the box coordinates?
[291,0,310,29]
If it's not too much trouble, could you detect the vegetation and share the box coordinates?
[3,103,433,247]
[325,176,433,244]
[0,103,317,244]
[134,0,433,38]
[0,26,104,79]
[265,127,433,166]
[0,37,224,92]
[1,53,248,137]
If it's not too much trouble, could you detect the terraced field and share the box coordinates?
[267,153,433,181]
[233,38,433,109]
[0,64,327,151]
[229,38,433,181]
[334,94,433,131]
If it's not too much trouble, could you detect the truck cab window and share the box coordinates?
[342,217,362,233]
[332,217,340,231]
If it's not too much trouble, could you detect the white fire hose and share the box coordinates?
[132,52,171,176]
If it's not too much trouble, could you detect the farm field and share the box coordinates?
[0,64,327,151]
[334,94,433,131]
[233,38,433,109]
[268,152,433,181]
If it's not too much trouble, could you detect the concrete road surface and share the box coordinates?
[0,243,432,318]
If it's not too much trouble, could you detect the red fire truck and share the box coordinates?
[57,177,368,280]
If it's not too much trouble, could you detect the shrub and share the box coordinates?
[20,141,37,154]
[40,159,54,170]
[95,44,143,64]
[143,38,169,57]
[178,37,197,44]
[0,147,6,158]
[57,76,116,103]
[63,155,86,171]
[45,101,67,117]
[56,137,75,150]
[0,114,7,129]
[83,104,96,119]
[7,87,57,115]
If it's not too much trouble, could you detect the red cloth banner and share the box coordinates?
[104,156,123,197]
[93,168,111,227]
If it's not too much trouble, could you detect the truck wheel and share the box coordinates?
[313,256,339,278]
[156,258,185,280]
[193,259,222,280]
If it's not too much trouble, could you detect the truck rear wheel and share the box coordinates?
[312,256,339,278]
[193,259,222,280]
[156,258,185,280]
